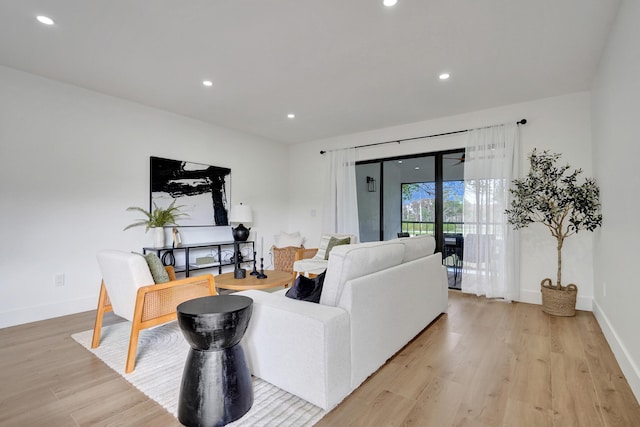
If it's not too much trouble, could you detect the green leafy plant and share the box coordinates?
[124,199,188,231]
[505,149,602,287]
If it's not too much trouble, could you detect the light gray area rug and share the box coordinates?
[72,322,326,426]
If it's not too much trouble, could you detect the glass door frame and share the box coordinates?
[356,148,464,255]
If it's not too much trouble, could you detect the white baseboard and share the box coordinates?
[0,296,96,329]
[518,289,593,311]
[592,300,640,404]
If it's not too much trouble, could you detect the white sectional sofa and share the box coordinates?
[237,235,448,410]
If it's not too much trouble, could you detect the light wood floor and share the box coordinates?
[1,292,639,426]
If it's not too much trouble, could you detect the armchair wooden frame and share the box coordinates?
[293,248,320,283]
[91,266,216,373]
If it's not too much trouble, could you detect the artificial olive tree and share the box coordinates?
[505,149,602,288]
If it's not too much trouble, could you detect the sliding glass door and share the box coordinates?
[356,149,464,288]
[356,151,463,239]
[390,156,436,240]
[355,162,381,243]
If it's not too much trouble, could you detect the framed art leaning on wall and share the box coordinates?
[150,156,231,226]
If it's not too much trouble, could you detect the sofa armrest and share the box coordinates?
[236,290,351,410]
[337,253,447,389]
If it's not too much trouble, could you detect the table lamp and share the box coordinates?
[230,203,252,242]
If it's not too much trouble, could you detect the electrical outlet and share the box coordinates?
[603,281,607,297]
[55,273,65,287]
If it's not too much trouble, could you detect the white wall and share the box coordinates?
[0,66,290,328]
[288,91,595,309]
[591,0,640,401]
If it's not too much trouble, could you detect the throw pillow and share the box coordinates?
[285,271,326,303]
[274,231,304,248]
[324,236,351,260]
[143,253,170,283]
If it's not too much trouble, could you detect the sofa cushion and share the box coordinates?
[320,241,405,307]
[324,236,351,260]
[143,252,170,283]
[397,234,436,263]
[285,271,326,303]
[274,231,304,248]
[314,234,356,260]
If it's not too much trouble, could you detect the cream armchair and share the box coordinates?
[91,250,216,373]
[292,234,357,278]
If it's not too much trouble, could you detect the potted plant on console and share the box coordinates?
[124,199,188,248]
[505,149,602,316]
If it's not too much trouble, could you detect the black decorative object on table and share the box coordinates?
[234,265,246,279]
[231,223,250,242]
[233,242,246,279]
[230,203,252,242]
[177,295,254,427]
[250,251,259,276]
[257,257,268,279]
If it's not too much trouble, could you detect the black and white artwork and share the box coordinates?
[150,157,231,226]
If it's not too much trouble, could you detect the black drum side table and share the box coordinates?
[177,295,253,427]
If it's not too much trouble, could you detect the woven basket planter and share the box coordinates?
[540,278,578,316]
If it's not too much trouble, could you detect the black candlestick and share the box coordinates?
[257,257,268,279]
[250,251,259,276]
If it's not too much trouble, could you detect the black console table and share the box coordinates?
[143,240,254,277]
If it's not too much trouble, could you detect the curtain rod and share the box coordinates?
[319,119,527,154]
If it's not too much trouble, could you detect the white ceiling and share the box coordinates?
[0,1,621,144]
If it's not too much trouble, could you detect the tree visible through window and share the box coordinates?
[401,180,464,235]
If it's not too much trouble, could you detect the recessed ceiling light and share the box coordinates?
[439,73,450,80]
[415,167,420,170]
[36,15,55,25]
[398,160,403,164]
[202,80,213,87]
[383,0,398,7]
[287,113,295,119]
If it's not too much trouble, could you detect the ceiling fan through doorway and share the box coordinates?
[443,153,465,165]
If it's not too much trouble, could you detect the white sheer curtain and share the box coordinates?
[322,148,360,238]
[462,123,520,300]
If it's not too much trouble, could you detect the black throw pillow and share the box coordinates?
[285,270,326,303]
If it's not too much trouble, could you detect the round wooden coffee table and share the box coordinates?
[215,270,293,291]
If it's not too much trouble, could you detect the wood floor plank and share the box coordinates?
[91,399,182,427]
[401,376,464,427]
[353,389,416,427]
[550,352,603,427]
[550,314,586,359]
[440,323,497,386]
[314,395,369,426]
[453,336,513,427]
[1,292,639,426]
[506,333,552,412]
[0,383,62,425]
[501,398,552,427]
[384,362,435,401]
